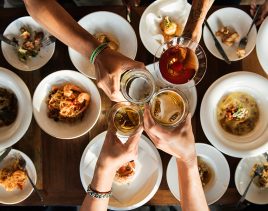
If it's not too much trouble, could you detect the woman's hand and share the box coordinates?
[144,106,196,164]
[94,48,145,102]
[251,0,268,26]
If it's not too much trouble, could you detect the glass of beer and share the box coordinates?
[149,87,189,127]
[109,102,143,140]
[120,68,156,105]
[154,36,207,89]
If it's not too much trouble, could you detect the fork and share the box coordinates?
[263,152,268,162]
[236,165,263,209]
[238,5,261,50]
[41,35,56,47]
[18,156,44,202]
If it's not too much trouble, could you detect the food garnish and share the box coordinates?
[251,163,268,188]
[159,16,182,42]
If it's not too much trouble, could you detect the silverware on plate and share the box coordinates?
[0,147,12,163]
[263,152,268,162]
[236,165,263,208]
[0,34,18,47]
[18,156,44,202]
[238,5,261,50]
[204,20,231,64]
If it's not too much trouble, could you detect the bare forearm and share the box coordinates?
[183,0,214,42]
[80,165,116,211]
[24,0,99,58]
[177,158,209,211]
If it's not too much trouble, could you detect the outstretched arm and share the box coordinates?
[24,0,144,102]
[183,0,214,43]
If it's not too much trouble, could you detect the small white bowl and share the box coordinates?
[80,131,163,210]
[166,143,230,205]
[1,16,55,71]
[235,154,268,204]
[32,70,101,139]
[0,67,32,150]
[200,71,268,158]
[0,149,37,204]
[203,7,257,61]
[68,11,137,79]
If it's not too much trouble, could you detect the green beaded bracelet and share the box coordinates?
[89,43,108,64]
[87,185,112,199]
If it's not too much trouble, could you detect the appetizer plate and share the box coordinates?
[1,16,55,71]
[139,0,191,56]
[203,7,257,61]
[146,62,197,116]
[200,72,268,158]
[0,149,37,204]
[0,67,32,150]
[80,131,163,210]
[235,153,268,204]
[68,11,137,79]
[256,17,268,74]
[32,70,101,139]
[166,143,230,205]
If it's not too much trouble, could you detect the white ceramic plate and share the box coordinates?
[32,70,101,139]
[68,11,137,79]
[256,17,268,74]
[139,0,191,56]
[200,71,268,158]
[0,149,37,204]
[80,131,163,210]
[146,62,197,116]
[203,7,257,61]
[235,153,268,204]
[1,16,55,71]
[0,67,32,150]
[166,143,230,205]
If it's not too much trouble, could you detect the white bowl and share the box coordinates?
[32,70,101,139]
[256,17,268,74]
[1,16,55,71]
[200,71,268,158]
[80,131,163,210]
[68,11,137,79]
[203,7,257,61]
[166,143,230,205]
[235,154,268,204]
[0,149,37,204]
[0,67,32,150]
[139,0,191,56]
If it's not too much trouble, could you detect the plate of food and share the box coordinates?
[146,62,197,116]
[1,16,55,71]
[80,131,162,210]
[235,153,268,204]
[166,143,230,205]
[200,71,268,158]
[0,149,37,204]
[68,11,137,79]
[139,0,191,56]
[203,7,257,61]
[256,17,268,74]
[0,67,32,150]
[32,70,101,139]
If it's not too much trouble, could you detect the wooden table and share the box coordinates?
[0,4,267,207]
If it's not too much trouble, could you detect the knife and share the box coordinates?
[0,147,12,163]
[204,20,231,64]
[0,34,18,47]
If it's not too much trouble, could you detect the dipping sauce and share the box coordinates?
[217,92,259,136]
[159,45,198,84]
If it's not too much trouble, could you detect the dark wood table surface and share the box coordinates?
[0,4,267,207]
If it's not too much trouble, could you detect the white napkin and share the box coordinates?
[83,142,158,203]
[145,0,190,44]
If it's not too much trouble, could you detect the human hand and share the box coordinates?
[94,48,145,102]
[251,0,268,26]
[96,126,143,174]
[144,105,196,164]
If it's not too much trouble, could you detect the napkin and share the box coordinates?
[82,141,159,203]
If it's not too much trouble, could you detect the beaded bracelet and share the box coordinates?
[87,185,112,199]
[89,43,108,64]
